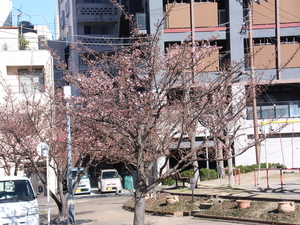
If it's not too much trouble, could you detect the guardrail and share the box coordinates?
[223,168,241,185]
[254,168,300,190]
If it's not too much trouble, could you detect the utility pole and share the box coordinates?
[275,0,281,80]
[189,0,200,187]
[64,86,75,225]
[248,1,261,166]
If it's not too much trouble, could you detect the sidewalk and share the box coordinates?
[162,170,300,202]
[39,170,300,224]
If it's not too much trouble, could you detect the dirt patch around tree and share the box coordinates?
[123,192,300,224]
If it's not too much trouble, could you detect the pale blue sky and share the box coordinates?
[12,0,56,37]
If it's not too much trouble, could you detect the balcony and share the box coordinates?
[165,2,218,29]
[253,43,300,69]
[247,101,300,120]
[77,3,119,22]
[77,35,123,52]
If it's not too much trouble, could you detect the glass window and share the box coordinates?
[101,25,113,34]
[289,102,300,118]
[19,69,44,93]
[275,103,289,118]
[84,25,114,35]
[72,170,89,179]
[102,171,118,179]
[84,26,92,34]
[0,180,35,202]
[91,26,100,35]
[261,104,275,119]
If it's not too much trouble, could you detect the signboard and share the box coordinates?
[190,178,195,191]
[37,142,49,157]
[217,166,222,175]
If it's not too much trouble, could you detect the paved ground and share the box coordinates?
[39,169,300,224]
[168,169,300,202]
[39,195,240,225]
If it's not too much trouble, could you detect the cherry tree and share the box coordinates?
[0,74,103,222]
[58,13,282,223]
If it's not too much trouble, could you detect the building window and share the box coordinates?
[84,25,114,35]
[247,85,300,120]
[83,0,110,3]
[19,69,45,93]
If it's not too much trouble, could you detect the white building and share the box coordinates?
[0,11,55,193]
[0,0,12,27]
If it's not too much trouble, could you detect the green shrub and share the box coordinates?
[235,163,286,174]
[162,176,175,186]
[180,169,194,178]
[199,168,218,181]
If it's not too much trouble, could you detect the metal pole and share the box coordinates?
[275,0,281,80]
[46,149,50,225]
[205,130,209,168]
[248,1,261,167]
[64,86,75,225]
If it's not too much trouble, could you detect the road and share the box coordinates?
[39,188,251,225]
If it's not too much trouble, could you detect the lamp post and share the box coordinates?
[64,85,75,225]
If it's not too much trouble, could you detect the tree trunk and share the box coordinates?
[216,138,225,178]
[133,172,146,225]
[225,134,234,187]
[13,163,19,176]
[57,196,68,222]
[4,165,10,176]
[191,132,200,187]
[228,158,234,187]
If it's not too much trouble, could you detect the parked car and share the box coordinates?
[72,168,91,195]
[0,176,43,225]
[98,169,122,193]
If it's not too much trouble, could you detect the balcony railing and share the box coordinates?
[77,35,123,51]
[77,3,119,22]
[247,101,300,120]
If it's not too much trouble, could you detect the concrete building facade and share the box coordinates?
[56,0,300,169]
[0,2,55,193]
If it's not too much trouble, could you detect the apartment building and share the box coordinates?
[57,0,300,168]
[0,0,55,194]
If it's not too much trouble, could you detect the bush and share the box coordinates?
[235,163,286,174]
[199,168,218,181]
[162,176,175,186]
[180,169,194,178]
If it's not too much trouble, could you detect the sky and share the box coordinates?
[11,0,57,38]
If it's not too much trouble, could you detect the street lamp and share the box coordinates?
[63,85,75,225]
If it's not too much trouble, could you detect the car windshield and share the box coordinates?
[102,171,119,179]
[0,180,35,202]
[72,170,88,179]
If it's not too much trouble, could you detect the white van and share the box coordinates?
[0,176,41,225]
[72,168,91,195]
[98,169,122,193]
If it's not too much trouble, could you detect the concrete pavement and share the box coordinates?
[39,170,300,224]
[39,194,244,225]
[164,169,300,202]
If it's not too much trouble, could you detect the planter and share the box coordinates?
[199,203,213,209]
[166,195,179,205]
[191,210,201,216]
[277,201,295,213]
[236,200,251,209]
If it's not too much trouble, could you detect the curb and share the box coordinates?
[160,189,300,203]
[194,214,300,225]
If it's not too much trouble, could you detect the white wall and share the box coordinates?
[0,0,12,26]
[0,28,19,50]
[235,120,300,168]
